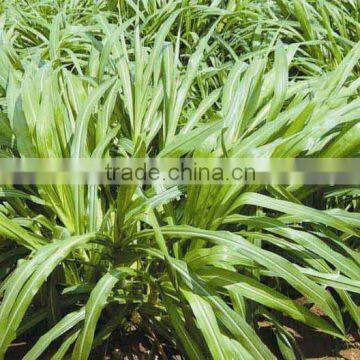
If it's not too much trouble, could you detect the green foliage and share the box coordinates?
[0,0,359,359]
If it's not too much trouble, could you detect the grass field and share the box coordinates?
[0,0,359,359]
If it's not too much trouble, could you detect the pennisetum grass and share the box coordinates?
[0,0,358,359]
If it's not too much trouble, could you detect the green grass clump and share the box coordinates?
[0,0,359,359]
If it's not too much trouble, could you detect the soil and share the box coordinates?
[259,322,360,360]
[259,300,360,360]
